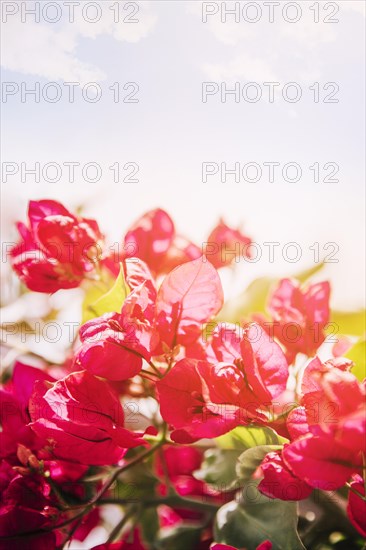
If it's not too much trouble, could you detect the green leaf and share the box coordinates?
[216,425,288,451]
[217,276,273,323]
[294,262,325,284]
[140,508,159,545]
[194,448,242,491]
[81,282,108,324]
[236,445,283,482]
[214,482,305,550]
[114,457,159,502]
[330,310,366,337]
[195,429,287,493]
[112,480,141,502]
[346,339,366,382]
[218,263,324,323]
[82,263,130,323]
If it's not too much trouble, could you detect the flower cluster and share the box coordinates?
[10,201,251,293]
[1,200,365,549]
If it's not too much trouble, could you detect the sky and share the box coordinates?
[1,0,365,311]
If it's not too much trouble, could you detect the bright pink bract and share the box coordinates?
[1,200,365,549]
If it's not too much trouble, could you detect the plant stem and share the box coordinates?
[94,439,165,504]
[147,360,162,378]
[106,506,138,544]
[98,495,220,513]
[140,369,160,382]
[346,482,366,502]
[1,434,167,544]
[62,437,166,543]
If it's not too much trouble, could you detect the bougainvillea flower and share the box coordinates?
[201,323,289,424]
[300,356,350,397]
[286,407,309,440]
[239,323,289,405]
[211,544,239,550]
[258,451,312,501]
[160,235,201,273]
[28,371,146,465]
[123,264,157,326]
[204,219,252,268]
[0,362,54,458]
[283,434,363,490]
[156,359,239,443]
[196,361,257,423]
[122,208,203,274]
[75,311,153,381]
[267,278,330,362]
[256,542,273,550]
[156,445,208,512]
[156,446,220,521]
[75,264,159,380]
[157,324,289,441]
[208,323,242,363]
[157,445,203,478]
[123,209,175,272]
[72,508,100,542]
[45,459,88,485]
[347,475,366,537]
[0,463,57,550]
[0,510,57,550]
[5,361,55,408]
[155,257,224,350]
[124,259,157,308]
[6,199,366,547]
[272,356,366,496]
[210,542,272,550]
[10,200,104,293]
[123,210,253,275]
[301,357,366,453]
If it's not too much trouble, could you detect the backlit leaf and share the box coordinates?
[216,426,288,451]
[214,482,305,550]
[82,264,129,323]
[346,338,366,381]
[236,445,283,482]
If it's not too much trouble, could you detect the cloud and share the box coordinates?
[187,1,338,47]
[342,1,366,16]
[188,1,346,85]
[72,1,157,43]
[203,52,279,82]
[1,1,157,83]
[186,1,257,45]
[1,21,105,83]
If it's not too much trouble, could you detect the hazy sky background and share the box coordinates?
[1,0,365,311]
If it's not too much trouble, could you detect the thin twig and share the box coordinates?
[106,506,137,544]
